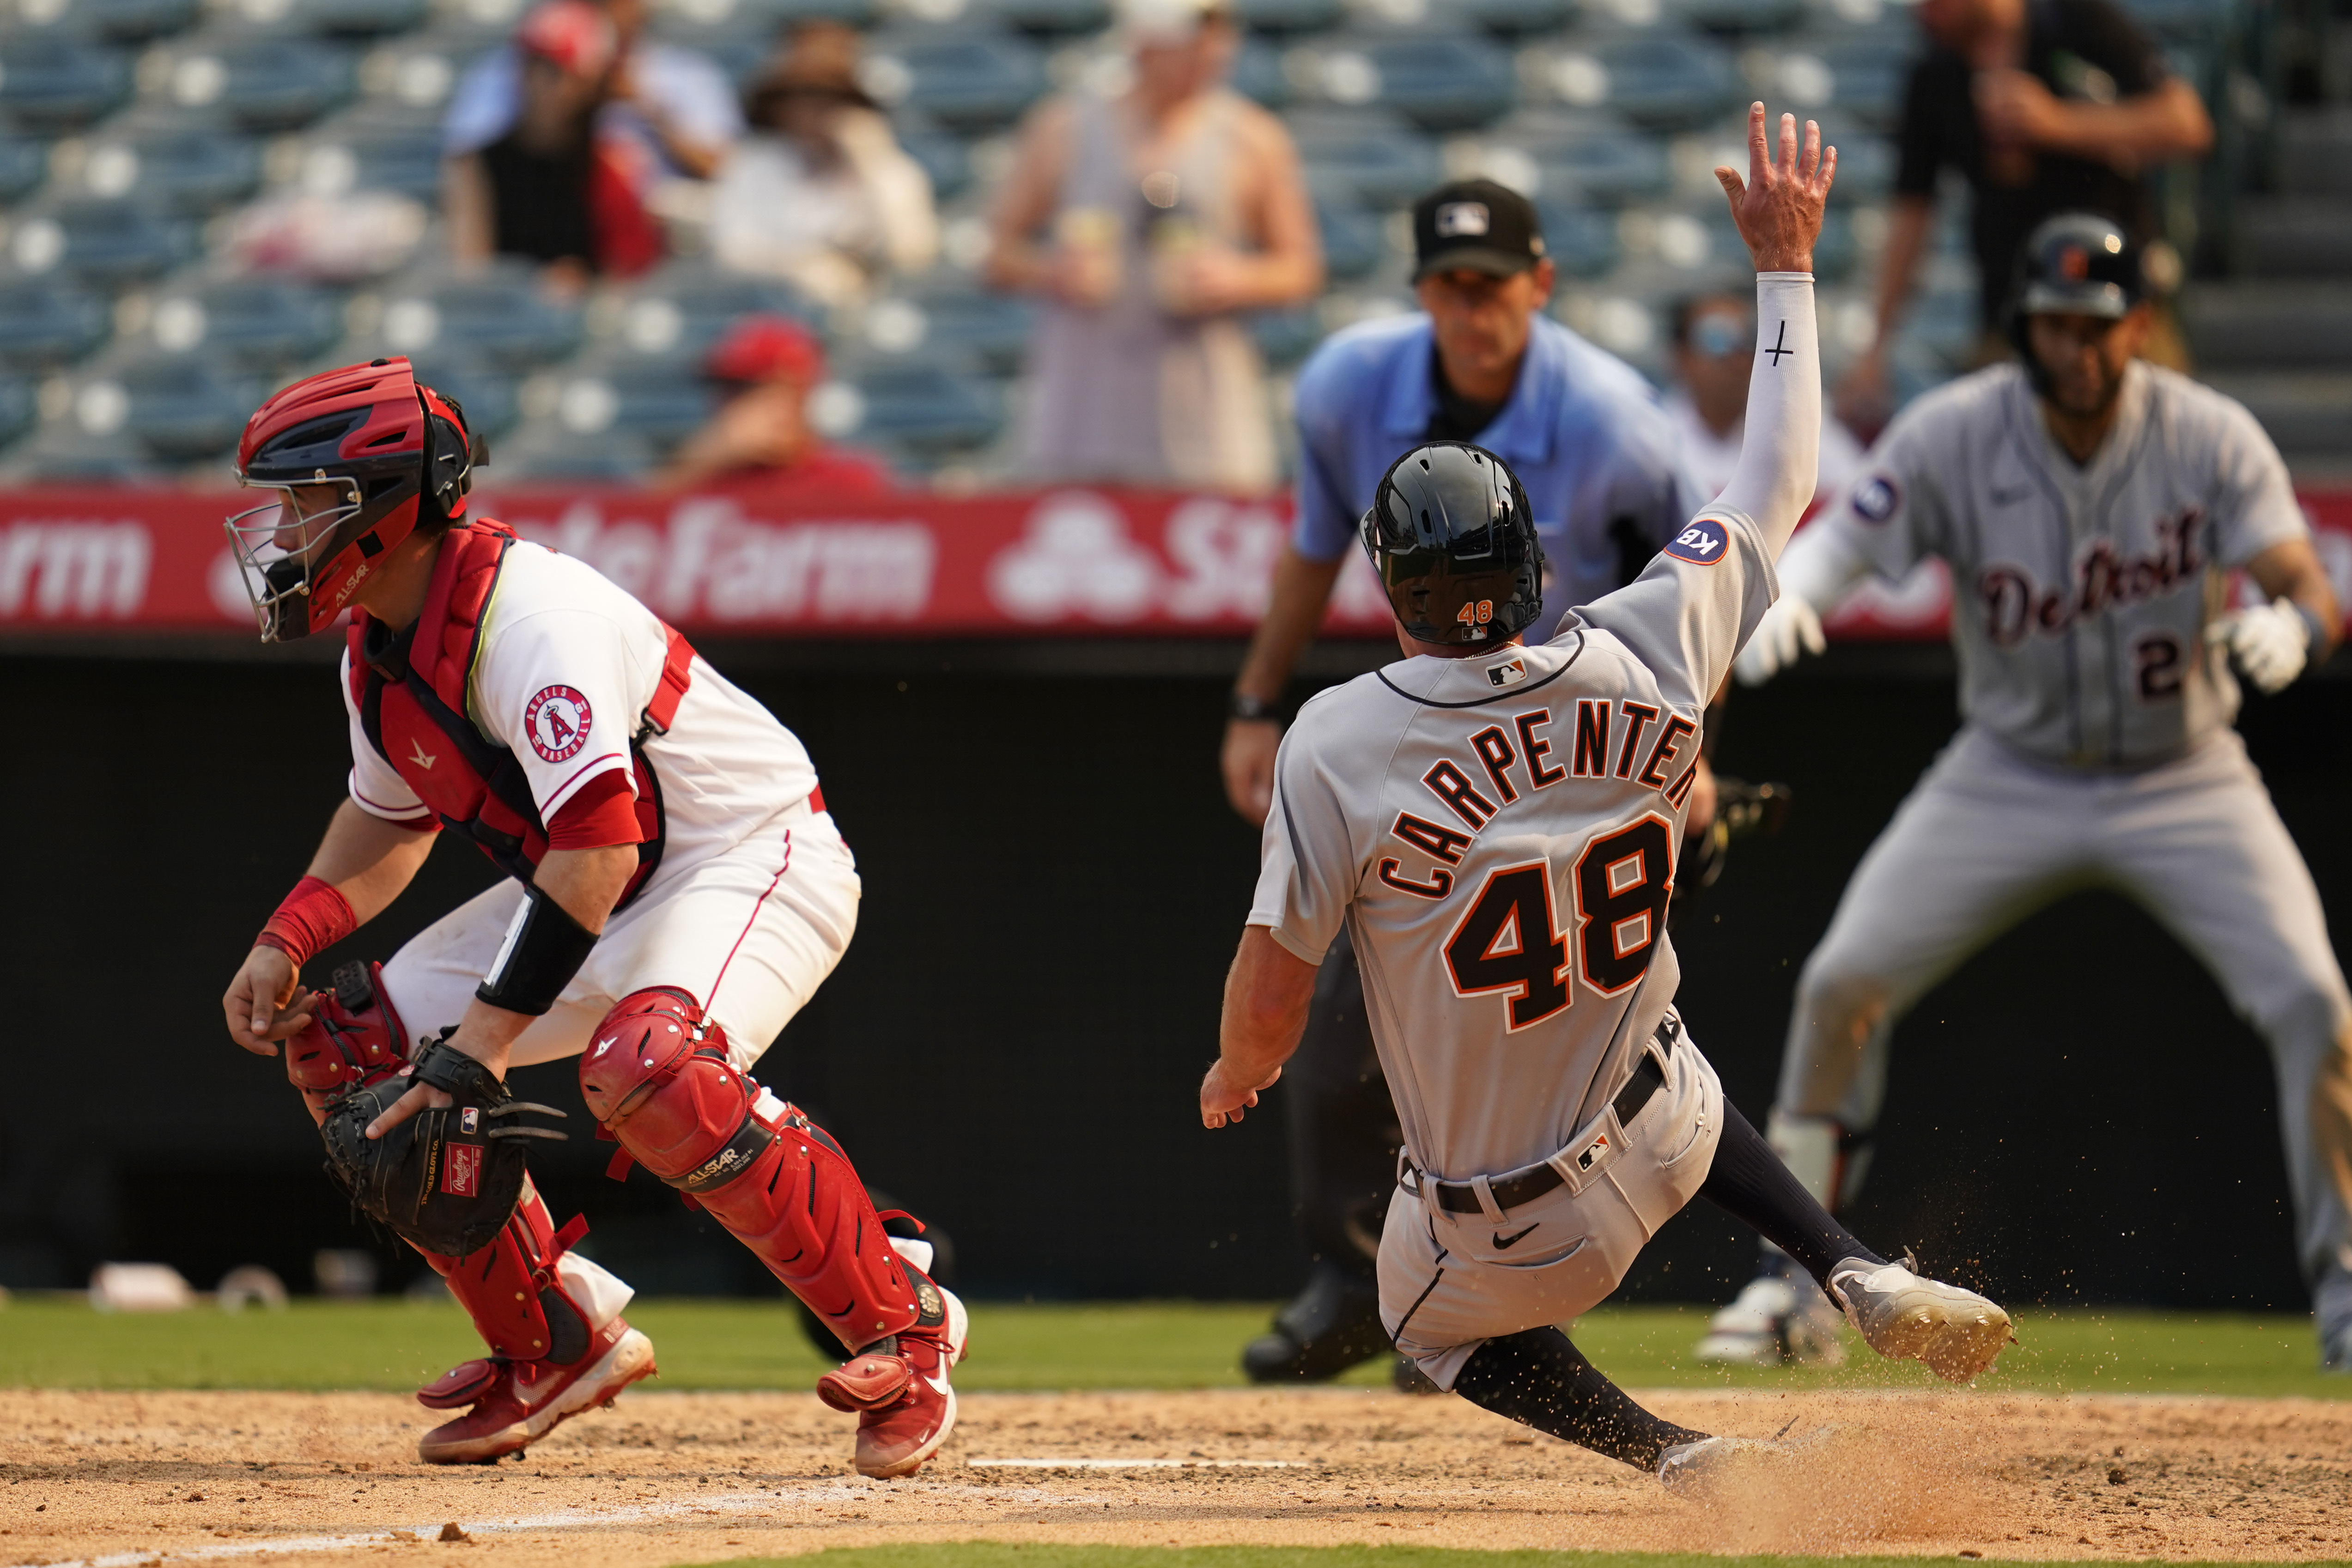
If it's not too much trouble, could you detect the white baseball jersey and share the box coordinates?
[1251,275,1821,1183]
[341,540,820,882]
[1819,361,2308,769]
[1663,388,1866,510]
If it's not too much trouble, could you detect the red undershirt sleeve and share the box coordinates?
[545,769,645,851]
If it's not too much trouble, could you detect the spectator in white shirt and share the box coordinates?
[709,22,940,308]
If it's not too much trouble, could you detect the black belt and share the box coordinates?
[1427,1017,1678,1217]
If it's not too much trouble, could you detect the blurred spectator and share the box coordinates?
[985,0,1322,491]
[444,0,741,182]
[710,23,940,308]
[444,0,664,286]
[657,315,895,495]
[1667,290,1864,505]
[1839,0,2211,429]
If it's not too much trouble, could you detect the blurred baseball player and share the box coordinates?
[1706,211,2352,1373]
[1227,178,1737,1386]
[216,358,966,1472]
[1203,109,2013,1487]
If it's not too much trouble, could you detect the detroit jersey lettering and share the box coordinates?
[1825,361,2308,767]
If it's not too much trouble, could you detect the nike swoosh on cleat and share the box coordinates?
[1492,1224,1538,1249]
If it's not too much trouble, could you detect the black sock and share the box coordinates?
[1700,1100,1885,1287]
[1453,1326,1706,1471]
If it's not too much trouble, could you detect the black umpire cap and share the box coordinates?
[1411,179,1546,283]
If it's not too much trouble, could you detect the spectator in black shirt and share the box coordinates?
[1839,0,2211,429]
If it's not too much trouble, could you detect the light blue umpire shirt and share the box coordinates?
[1291,311,1703,631]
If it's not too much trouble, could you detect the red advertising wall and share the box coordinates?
[5,484,2350,640]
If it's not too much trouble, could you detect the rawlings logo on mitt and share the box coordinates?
[321,1036,568,1258]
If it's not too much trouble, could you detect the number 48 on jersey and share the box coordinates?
[1442,814,1675,1029]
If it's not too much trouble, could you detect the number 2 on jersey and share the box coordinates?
[1441,814,1674,1029]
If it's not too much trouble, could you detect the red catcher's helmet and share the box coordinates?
[225,356,479,642]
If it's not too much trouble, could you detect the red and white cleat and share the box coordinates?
[415,1318,657,1465]
[815,1275,968,1478]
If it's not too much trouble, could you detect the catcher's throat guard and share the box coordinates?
[321,1037,567,1258]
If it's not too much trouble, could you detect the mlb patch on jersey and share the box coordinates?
[1851,474,1900,524]
[1435,201,1489,237]
[1664,517,1728,565]
[1487,657,1528,688]
[525,684,593,763]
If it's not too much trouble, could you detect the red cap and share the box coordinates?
[516,0,616,78]
[706,314,826,387]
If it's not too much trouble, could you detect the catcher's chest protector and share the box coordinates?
[347,521,692,906]
[583,990,922,1351]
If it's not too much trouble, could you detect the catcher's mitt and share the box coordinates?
[321,1036,567,1258]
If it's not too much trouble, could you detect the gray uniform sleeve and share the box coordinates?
[1580,273,1820,711]
[1831,402,1947,582]
[2205,394,2309,567]
[1246,702,1361,966]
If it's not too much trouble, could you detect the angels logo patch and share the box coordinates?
[1664,518,1728,565]
[524,685,592,763]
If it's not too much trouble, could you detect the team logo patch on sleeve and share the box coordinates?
[1664,517,1728,565]
[524,685,592,763]
[1851,474,1900,524]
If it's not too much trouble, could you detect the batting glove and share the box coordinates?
[1735,595,1826,686]
[2207,600,2310,694]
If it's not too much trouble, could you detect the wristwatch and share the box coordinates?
[1228,691,1280,723]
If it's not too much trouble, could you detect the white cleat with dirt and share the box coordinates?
[1827,1256,2012,1382]
[1656,1434,1793,1498]
[1693,1271,1848,1367]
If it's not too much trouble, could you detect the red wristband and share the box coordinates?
[255,875,359,969]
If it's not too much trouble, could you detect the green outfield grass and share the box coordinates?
[708,1549,2289,1568]
[0,1295,2340,1398]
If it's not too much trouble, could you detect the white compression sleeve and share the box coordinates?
[1775,517,1872,615]
[1708,272,1820,564]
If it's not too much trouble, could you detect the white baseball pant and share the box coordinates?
[1778,724,2352,1282]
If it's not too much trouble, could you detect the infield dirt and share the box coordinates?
[1,1387,2348,1566]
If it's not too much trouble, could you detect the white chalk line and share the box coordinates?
[19,1477,1109,1568]
[965,1459,1305,1470]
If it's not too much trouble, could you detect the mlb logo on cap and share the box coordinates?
[1435,202,1490,237]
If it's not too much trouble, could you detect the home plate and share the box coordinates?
[965,1458,1307,1469]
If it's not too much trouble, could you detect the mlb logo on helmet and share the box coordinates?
[1664,517,1728,565]
[1435,202,1489,237]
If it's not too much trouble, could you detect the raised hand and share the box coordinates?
[1715,103,1835,275]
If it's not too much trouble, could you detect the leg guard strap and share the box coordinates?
[420,1176,602,1366]
[284,961,408,1118]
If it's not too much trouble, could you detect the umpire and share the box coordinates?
[1222,178,1703,1385]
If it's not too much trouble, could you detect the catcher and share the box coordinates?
[217,358,965,1476]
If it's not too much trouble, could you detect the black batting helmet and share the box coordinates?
[2006,212,2147,397]
[1358,442,1544,646]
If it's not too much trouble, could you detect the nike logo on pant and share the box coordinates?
[1492,1224,1538,1249]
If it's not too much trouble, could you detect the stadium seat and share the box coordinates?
[487,423,658,481]
[1790,33,1912,131]
[857,29,1047,136]
[60,119,264,217]
[609,267,824,359]
[551,359,716,453]
[1533,201,1620,277]
[647,0,878,38]
[0,376,34,452]
[972,0,1112,35]
[142,278,342,370]
[1673,0,1805,33]
[879,279,1035,376]
[0,280,111,369]
[0,137,48,204]
[1230,36,1292,108]
[1299,30,1515,131]
[1536,33,1738,131]
[84,351,267,462]
[1462,0,1576,37]
[1287,108,1444,207]
[892,111,973,203]
[1315,194,1386,282]
[1500,111,1672,204]
[214,0,430,33]
[147,35,358,131]
[0,39,134,132]
[283,108,443,201]
[1251,303,1322,367]
[9,200,199,286]
[44,0,203,45]
[403,351,521,438]
[371,267,585,371]
[1234,0,1347,36]
[352,30,501,113]
[831,359,1003,458]
[2121,0,2230,44]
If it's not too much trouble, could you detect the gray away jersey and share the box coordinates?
[1825,360,2308,768]
[1251,512,1782,1181]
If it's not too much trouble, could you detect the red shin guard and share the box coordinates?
[580,987,919,1351]
[416,1176,594,1374]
